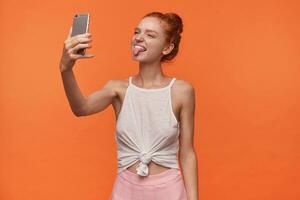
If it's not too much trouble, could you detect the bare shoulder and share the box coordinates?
[103,78,128,92]
[173,79,195,109]
[173,79,195,97]
[115,78,129,89]
[104,78,129,101]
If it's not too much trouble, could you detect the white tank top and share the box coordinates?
[115,76,180,176]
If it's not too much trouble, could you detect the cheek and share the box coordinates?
[131,38,136,44]
[148,40,165,52]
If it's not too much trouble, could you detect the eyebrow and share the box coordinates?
[134,27,158,34]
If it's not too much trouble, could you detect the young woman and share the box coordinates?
[59,12,198,200]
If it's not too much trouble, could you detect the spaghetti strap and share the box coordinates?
[129,76,175,90]
[128,76,132,85]
[169,77,176,88]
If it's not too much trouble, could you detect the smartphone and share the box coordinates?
[71,13,90,55]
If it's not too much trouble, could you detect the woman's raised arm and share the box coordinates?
[59,27,117,116]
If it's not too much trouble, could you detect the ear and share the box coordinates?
[162,43,175,55]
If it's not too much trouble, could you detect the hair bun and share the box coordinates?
[165,13,183,34]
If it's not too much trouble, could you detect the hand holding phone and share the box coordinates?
[59,13,94,72]
[71,13,90,55]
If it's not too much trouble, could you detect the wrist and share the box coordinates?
[59,63,73,73]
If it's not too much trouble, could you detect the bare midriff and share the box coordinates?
[126,161,172,175]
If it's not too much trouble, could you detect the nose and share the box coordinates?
[135,35,144,42]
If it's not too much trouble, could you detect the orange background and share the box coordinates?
[1,0,300,200]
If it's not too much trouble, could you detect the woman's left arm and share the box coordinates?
[178,82,199,200]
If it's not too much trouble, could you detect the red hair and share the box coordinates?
[142,12,183,62]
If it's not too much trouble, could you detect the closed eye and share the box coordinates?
[133,31,155,38]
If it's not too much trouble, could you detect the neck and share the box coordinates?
[136,60,167,83]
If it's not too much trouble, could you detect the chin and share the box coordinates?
[131,52,157,63]
[131,54,146,62]
[131,55,140,61]
[132,56,153,63]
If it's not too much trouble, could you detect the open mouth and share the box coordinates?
[133,45,147,56]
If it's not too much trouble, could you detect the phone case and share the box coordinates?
[71,13,90,55]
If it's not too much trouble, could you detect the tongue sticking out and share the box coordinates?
[133,46,146,56]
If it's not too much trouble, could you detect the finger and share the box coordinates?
[79,54,95,59]
[68,33,91,46]
[71,54,94,60]
[70,43,91,53]
[75,32,91,39]
[67,37,92,49]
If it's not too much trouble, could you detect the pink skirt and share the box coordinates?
[109,168,188,200]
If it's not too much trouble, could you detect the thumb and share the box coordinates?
[81,54,95,58]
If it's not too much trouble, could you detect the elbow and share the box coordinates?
[72,106,88,117]
[73,111,85,117]
[179,148,197,162]
[72,110,84,117]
